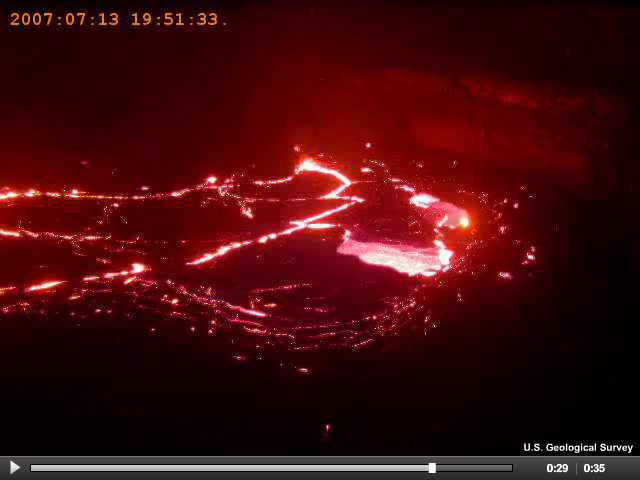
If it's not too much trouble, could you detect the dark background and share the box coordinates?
[0,0,638,456]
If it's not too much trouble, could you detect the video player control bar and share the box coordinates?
[30,463,512,473]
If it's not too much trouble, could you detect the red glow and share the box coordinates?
[0,155,473,348]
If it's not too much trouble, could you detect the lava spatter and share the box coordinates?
[0,155,474,348]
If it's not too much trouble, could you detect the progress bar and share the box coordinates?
[30,464,513,473]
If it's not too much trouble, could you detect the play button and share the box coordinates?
[10,461,20,474]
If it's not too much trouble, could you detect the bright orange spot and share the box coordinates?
[26,281,65,292]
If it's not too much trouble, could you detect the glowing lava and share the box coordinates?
[0,154,473,348]
[337,236,453,277]
[26,281,66,293]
